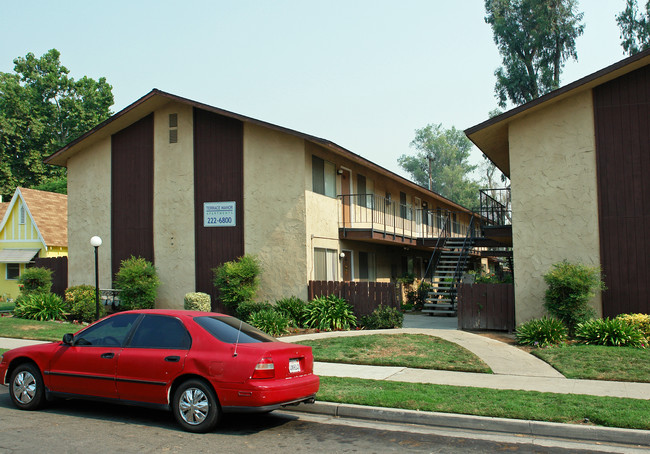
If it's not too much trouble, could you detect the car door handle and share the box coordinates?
[165,356,181,362]
[101,353,115,359]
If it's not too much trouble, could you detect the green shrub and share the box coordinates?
[575,318,647,348]
[212,254,261,308]
[235,300,274,322]
[405,281,433,311]
[515,317,568,347]
[361,304,404,329]
[114,256,161,310]
[248,309,289,337]
[184,292,211,312]
[65,285,105,322]
[18,267,52,294]
[543,261,605,334]
[304,295,357,331]
[13,293,66,321]
[616,313,650,338]
[275,296,307,327]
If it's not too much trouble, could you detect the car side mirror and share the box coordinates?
[62,333,74,345]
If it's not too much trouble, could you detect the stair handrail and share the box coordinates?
[449,215,477,305]
[423,211,451,282]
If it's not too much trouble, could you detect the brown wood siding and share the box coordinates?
[193,108,244,311]
[111,114,154,278]
[594,65,650,317]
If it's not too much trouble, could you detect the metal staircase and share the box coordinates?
[423,218,476,316]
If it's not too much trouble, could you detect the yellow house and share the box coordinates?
[0,187,68,299]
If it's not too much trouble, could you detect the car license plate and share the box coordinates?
[289,359,301,373]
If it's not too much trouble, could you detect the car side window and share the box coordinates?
[128,314,191,349]
[74,313,140,347]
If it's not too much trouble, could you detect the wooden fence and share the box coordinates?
[33,256,68,298]
[457,283,515,332]
[308,281,398,317]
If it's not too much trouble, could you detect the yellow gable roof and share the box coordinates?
[18,188,68,247]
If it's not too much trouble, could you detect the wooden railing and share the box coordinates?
[308,280,398,317]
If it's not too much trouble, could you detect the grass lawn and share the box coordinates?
[532,344,650,383]
[0,348,7,355]
[0,316,83,342]
[296,334,491,373]
[318,376,650,430]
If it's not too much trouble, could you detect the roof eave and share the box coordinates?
[465,49,650,178]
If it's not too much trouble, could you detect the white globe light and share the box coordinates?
[90,236,103,247]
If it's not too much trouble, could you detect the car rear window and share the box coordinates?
[194,316,277,343]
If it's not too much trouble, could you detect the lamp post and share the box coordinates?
[90,236,102,320]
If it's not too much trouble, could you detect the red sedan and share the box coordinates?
[0,309,319,432]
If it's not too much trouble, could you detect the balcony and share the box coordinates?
[338,188,513,249]
[338,194,471,246]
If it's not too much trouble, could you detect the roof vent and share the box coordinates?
[169,113,178,143]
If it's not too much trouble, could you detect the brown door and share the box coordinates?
[342,251,352,281]
[341,169,351,228]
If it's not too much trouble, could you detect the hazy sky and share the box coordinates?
[0,0,629,180]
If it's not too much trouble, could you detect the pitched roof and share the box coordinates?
[0,203,9,222]
[45,90,473,213]
[18,187,68,247]
[465,48,650,177]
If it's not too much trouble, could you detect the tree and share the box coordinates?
[398,124,480,209]
[617,0,650,55]
[0,49,113,198]
[485,0,585,108]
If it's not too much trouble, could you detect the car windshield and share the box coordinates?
[194,316,277,343]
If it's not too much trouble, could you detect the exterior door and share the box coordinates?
[342,250,352,281]
[341,169,351,228]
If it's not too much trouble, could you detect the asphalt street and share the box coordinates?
[0,387,644,454]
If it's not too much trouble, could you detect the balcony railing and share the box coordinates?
[338,194,471,240]
[479,188,511,226]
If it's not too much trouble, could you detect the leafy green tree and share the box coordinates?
[485,0,585,108]
[617,0,650,55]
[398,124,480,209]
[0,49,113,198]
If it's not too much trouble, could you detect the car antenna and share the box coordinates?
[233,318,243,357]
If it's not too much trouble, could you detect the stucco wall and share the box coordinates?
[153,103,196,308]
[67,137,112,290]
[243,123,308,301]
[509,90,602,323]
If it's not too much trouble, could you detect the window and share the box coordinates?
[74,313,140,347]
[358,251,376,281]
[195,315,276,343]
[356,174,374,209]
[6,263,19,280]
[314,247,338,281]
[312,155,336,197]
[129,314,191,349]
[19,204,26,225]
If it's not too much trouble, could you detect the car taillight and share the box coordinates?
[252,357,275,379]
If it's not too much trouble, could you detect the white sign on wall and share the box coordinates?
[204,201,236,227]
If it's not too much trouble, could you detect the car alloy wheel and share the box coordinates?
[172,379,220,433]
[9,363,45,410]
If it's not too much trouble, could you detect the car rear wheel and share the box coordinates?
[172,379,220,433]
[9,363,46,411]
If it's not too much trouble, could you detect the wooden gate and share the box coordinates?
[33,256,68,298]
[457,283,514,332]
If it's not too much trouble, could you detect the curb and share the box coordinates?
[287,401,650,448]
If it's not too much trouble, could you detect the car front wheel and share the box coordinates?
[9,363,46,411]
[172,379,220,433]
